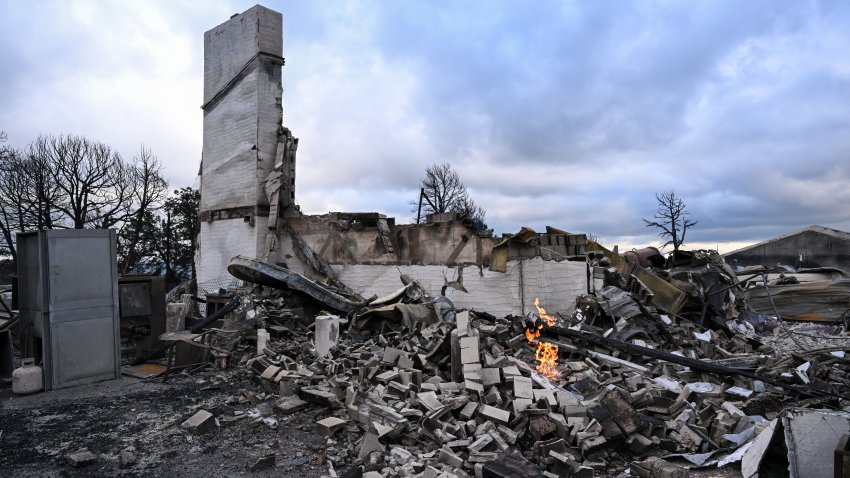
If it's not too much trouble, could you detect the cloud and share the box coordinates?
[2,0,850,250]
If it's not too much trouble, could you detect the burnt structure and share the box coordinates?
[724,225,850,270]
[197,6,590,317]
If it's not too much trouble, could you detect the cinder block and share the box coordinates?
[316,416,347,436]
[181,410,214,435]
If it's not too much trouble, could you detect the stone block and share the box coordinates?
[276,396,310,414]
[317,416,347,436]
[513,376,533,400]
[460,336,480,364]
[482,454,542,478]
[66,448,97,467]
[456,310,470,337]
[300,388,339,408]
[439,448,465,468]
[479,404,510,425]
[481,368,501,387]
[181,410,214,435]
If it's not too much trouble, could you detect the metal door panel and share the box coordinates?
[43,230,120,390]
[47,308,118,389]
[47,232,116,311]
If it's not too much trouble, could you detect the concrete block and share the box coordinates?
[439,448,465,468]
[460,336,480,364]
[276,396,309,414]
[460,401,479,420]
[456,310,470,337]
[181,410,214,435]
[314,315,340,358]
[481,368,501,388]
[479,404,510,425]
[481,454,541,478]
[300,388,338,407]
[465,379,485,394]
[317,416,347,436]
[468,434,494,453]
[66,448,97,467]
[513,376,533,399]
[260,365,280,380]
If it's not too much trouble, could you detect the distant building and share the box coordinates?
[724,225,850,270]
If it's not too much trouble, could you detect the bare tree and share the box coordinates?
[0,133,169,273]
[118,146,168,273]
[36,134,135,229]
[643,190,698,251]
[0,132,22,259]
[411,162,489,234]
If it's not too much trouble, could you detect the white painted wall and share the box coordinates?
[334,257,588,318]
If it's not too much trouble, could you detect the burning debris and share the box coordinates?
[45,245,839,478]
[5,226,850,477]
[527,298,560,381]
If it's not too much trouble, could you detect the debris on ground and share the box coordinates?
[5,246,850,477]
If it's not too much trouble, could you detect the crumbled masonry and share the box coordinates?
[152,249,850,477]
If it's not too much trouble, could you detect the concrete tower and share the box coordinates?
[197,5,290,286]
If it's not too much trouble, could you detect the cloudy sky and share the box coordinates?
[2,0,849,252]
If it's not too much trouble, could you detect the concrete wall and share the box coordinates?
[726,230,850,270]
[334,257,588,318]
[197,217,272,286]
[198,5,283,284]
[194,6,587,312]
[290,213,494,266]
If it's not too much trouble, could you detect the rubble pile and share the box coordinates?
[174,249,850,477]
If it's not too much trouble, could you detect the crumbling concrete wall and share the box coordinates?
[335,257,588,317]
[198,5,284,284]
[288,212,494,267]
[196,7,589,306]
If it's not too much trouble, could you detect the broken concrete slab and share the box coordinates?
[248,453,276,471]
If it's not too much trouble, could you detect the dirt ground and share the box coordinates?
[0,373,340,478]
[10,320,837,477]
[0,372,748,478]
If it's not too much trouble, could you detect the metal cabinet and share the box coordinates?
[17,230,120,391]
[118,275,166,357]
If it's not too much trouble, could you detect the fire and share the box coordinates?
[535,342,559,378]
[534,297,556,327]
[526,298,560,380]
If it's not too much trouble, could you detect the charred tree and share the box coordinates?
[643,190,698,251]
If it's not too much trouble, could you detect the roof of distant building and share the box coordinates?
[724,225,850,257]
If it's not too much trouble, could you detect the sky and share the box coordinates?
[1,0,849,253]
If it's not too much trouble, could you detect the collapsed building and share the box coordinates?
[5,5,850,478]
[185,7,850,477]
[196,5,589,319]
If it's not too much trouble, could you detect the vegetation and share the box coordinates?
[411,162,489,234]
[0,132,198,286]
[643,190,698,251]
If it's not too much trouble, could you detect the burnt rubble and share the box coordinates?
[147,248,850,478]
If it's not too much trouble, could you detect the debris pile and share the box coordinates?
[162,249,850,477]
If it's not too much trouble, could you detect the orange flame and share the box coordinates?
[534,298,556,327]
[526,298,559,380]
[535,342,559,379]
